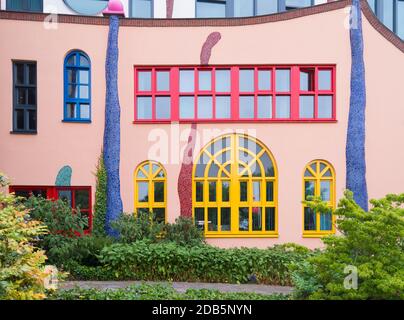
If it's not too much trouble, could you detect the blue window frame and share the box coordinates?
[6,0,43,12]
[368,0,404,39]
[63,51,91,122]
[130,0,153,18]
[196,0,227,18]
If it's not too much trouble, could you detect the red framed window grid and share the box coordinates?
[9,185,93,235]
[134,65,336,123]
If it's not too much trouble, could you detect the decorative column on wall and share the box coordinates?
[178,32,222,217]
[346,0,368,211]
[166,0,174,18]
[102,0,125,236]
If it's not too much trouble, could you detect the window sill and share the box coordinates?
[62,119,92,124]
[204,233,279,238]
[10,130,37,135]
[133,120,338,124]
[303,232,335,238]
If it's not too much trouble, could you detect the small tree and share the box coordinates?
[293,191,404,300]
[93,153,107,237]
[0,173,48,300]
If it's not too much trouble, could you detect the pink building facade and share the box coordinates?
[0,0,403,248]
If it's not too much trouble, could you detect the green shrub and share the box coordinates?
[0,182,48,300]
[293,191,404,300]
[97,241,311,285]
[93,154,107,237]
[48,283,290,300]
[163,217,204,246]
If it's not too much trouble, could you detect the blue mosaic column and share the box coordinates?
[346,0,368,211]
[104,15,123,236]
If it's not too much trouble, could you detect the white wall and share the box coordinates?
[1,0,6,11]
[173,0,196,18]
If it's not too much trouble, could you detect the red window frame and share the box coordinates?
[9,185,93,235]
[134,65,336,123]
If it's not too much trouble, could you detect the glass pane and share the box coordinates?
[68,85,78,98]
[16,88,26,105]
[194,208,205,230]
[79,55,89,67]
[318,95,332,118]
[16,109,24,130]
[299,95,314,118]
[323,169,332,177]
[216,69,231,92]
[260,152,274,176]
[58,190,72,207]
[320,181,331,201]
[252,207,262,231]
[239,96,254,119]
[381,0,394,30]
[28,110,36,131]
[66,54,76,66]
[265,207,275,231]
[305,181,315,200]
[253,181,261,201]
[258,70,271,90]
[156,97,171,119]
[143,163,150,174]
[233,0,254,17]
[137,182,149,202]
[80,104,90,119]
[79,70,89,84]
[318,70,332,90]
[154,181,164,202]
[27,88,36,105]
[137,169,146,178]
[266,181,273,201]
[276,69,290,91]
[208,162,219,177]
[239,69,254,92]
[300,69,314,91]
[137,97,152,119]
[138,71,151,91]
[197,96,213,119]
[257,0,278,15]
[320,210,332,231]
[198,70,212,91]
[240,181,248,201]
[68,69,78,83]
[196,0,226,18]
[209,181,216,202]
[195,152,209,177]
[156,71,170,91]
[220,207,231,231]
[239,136,262,154]
[153,208,165,223]
[28,64,36,85]
[304,207,316,231]
[257,95,272,118]
[208,208,218,231]
[304,169,313,177]
[216,96,231,119]
[179,96,195,119]
[180,70,194,92]
[196,182,203,202]
[132,0,152,18]
[66,103,77,118]
[239,207,249,231]
[75,189,89,209]
[286,0,312,9]
[275,96,290,118]
[397,0,404,39]
[310,162,317,172]
[222,181,230,202]
[15,63,24,84]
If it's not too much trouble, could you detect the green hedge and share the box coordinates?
[49,283,290,300]
[95,242,311,285]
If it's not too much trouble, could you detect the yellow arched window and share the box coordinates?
[193,133,278,237]
[134,160,167,223]
[303,160,335,237]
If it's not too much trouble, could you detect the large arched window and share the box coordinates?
[303,160,335,236]
[134,160,166,223]
[63,51,91,122]
[193,133,277,237]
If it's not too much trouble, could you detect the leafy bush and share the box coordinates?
[49,283,290,300]
[163,217,204,246]
[97,241,311,285]
[292,191,404,300]
[93,154,107,237]
[0,185,48,300]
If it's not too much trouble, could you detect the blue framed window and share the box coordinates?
[368,0,404,39]
[196,0,227,18]
[6,0,43,12]
[130,0,153,18]
[63,51,91,122]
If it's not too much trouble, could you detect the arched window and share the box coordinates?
[303,160,335,236]
[134,160,166,223]
[63,51,91,122]
[193,133,277,237]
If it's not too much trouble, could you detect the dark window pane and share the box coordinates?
[194,208,205,230]
[154,181,164,202]
[153,208,165,223]
[208,162,219,177]
[28,110,36,130]
[196,182,204,202]
[239,207,249,231]
[16,109,25,130]
[66,54,76,66]
[285,0,312,10]
[15,190,30,198]
[68,69,78,83]
[304,207,316,231]
[220,207,231,231]
[17,88,27,105]
[265,207,275,231]
[66,103,77,118]
[68,85,78,98]
[233,0,254,17]
[222,181,230,202]
[300,69,314,91]
[16,64,24,84]
[305,180,315,200]
[320,210,332,231]
[137,182,149,202]
[79,55,89,67]
[240,181,247,201]
[28,64,36,85]
[260,152,275,176]
[208,207,218,231]
[252,207,262,231]
[209,181,216,202]
[266,181,274,201]
[75,189,89,209]
[196,0,226,18]
[58,190,72,207]
[28,88,36,105]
